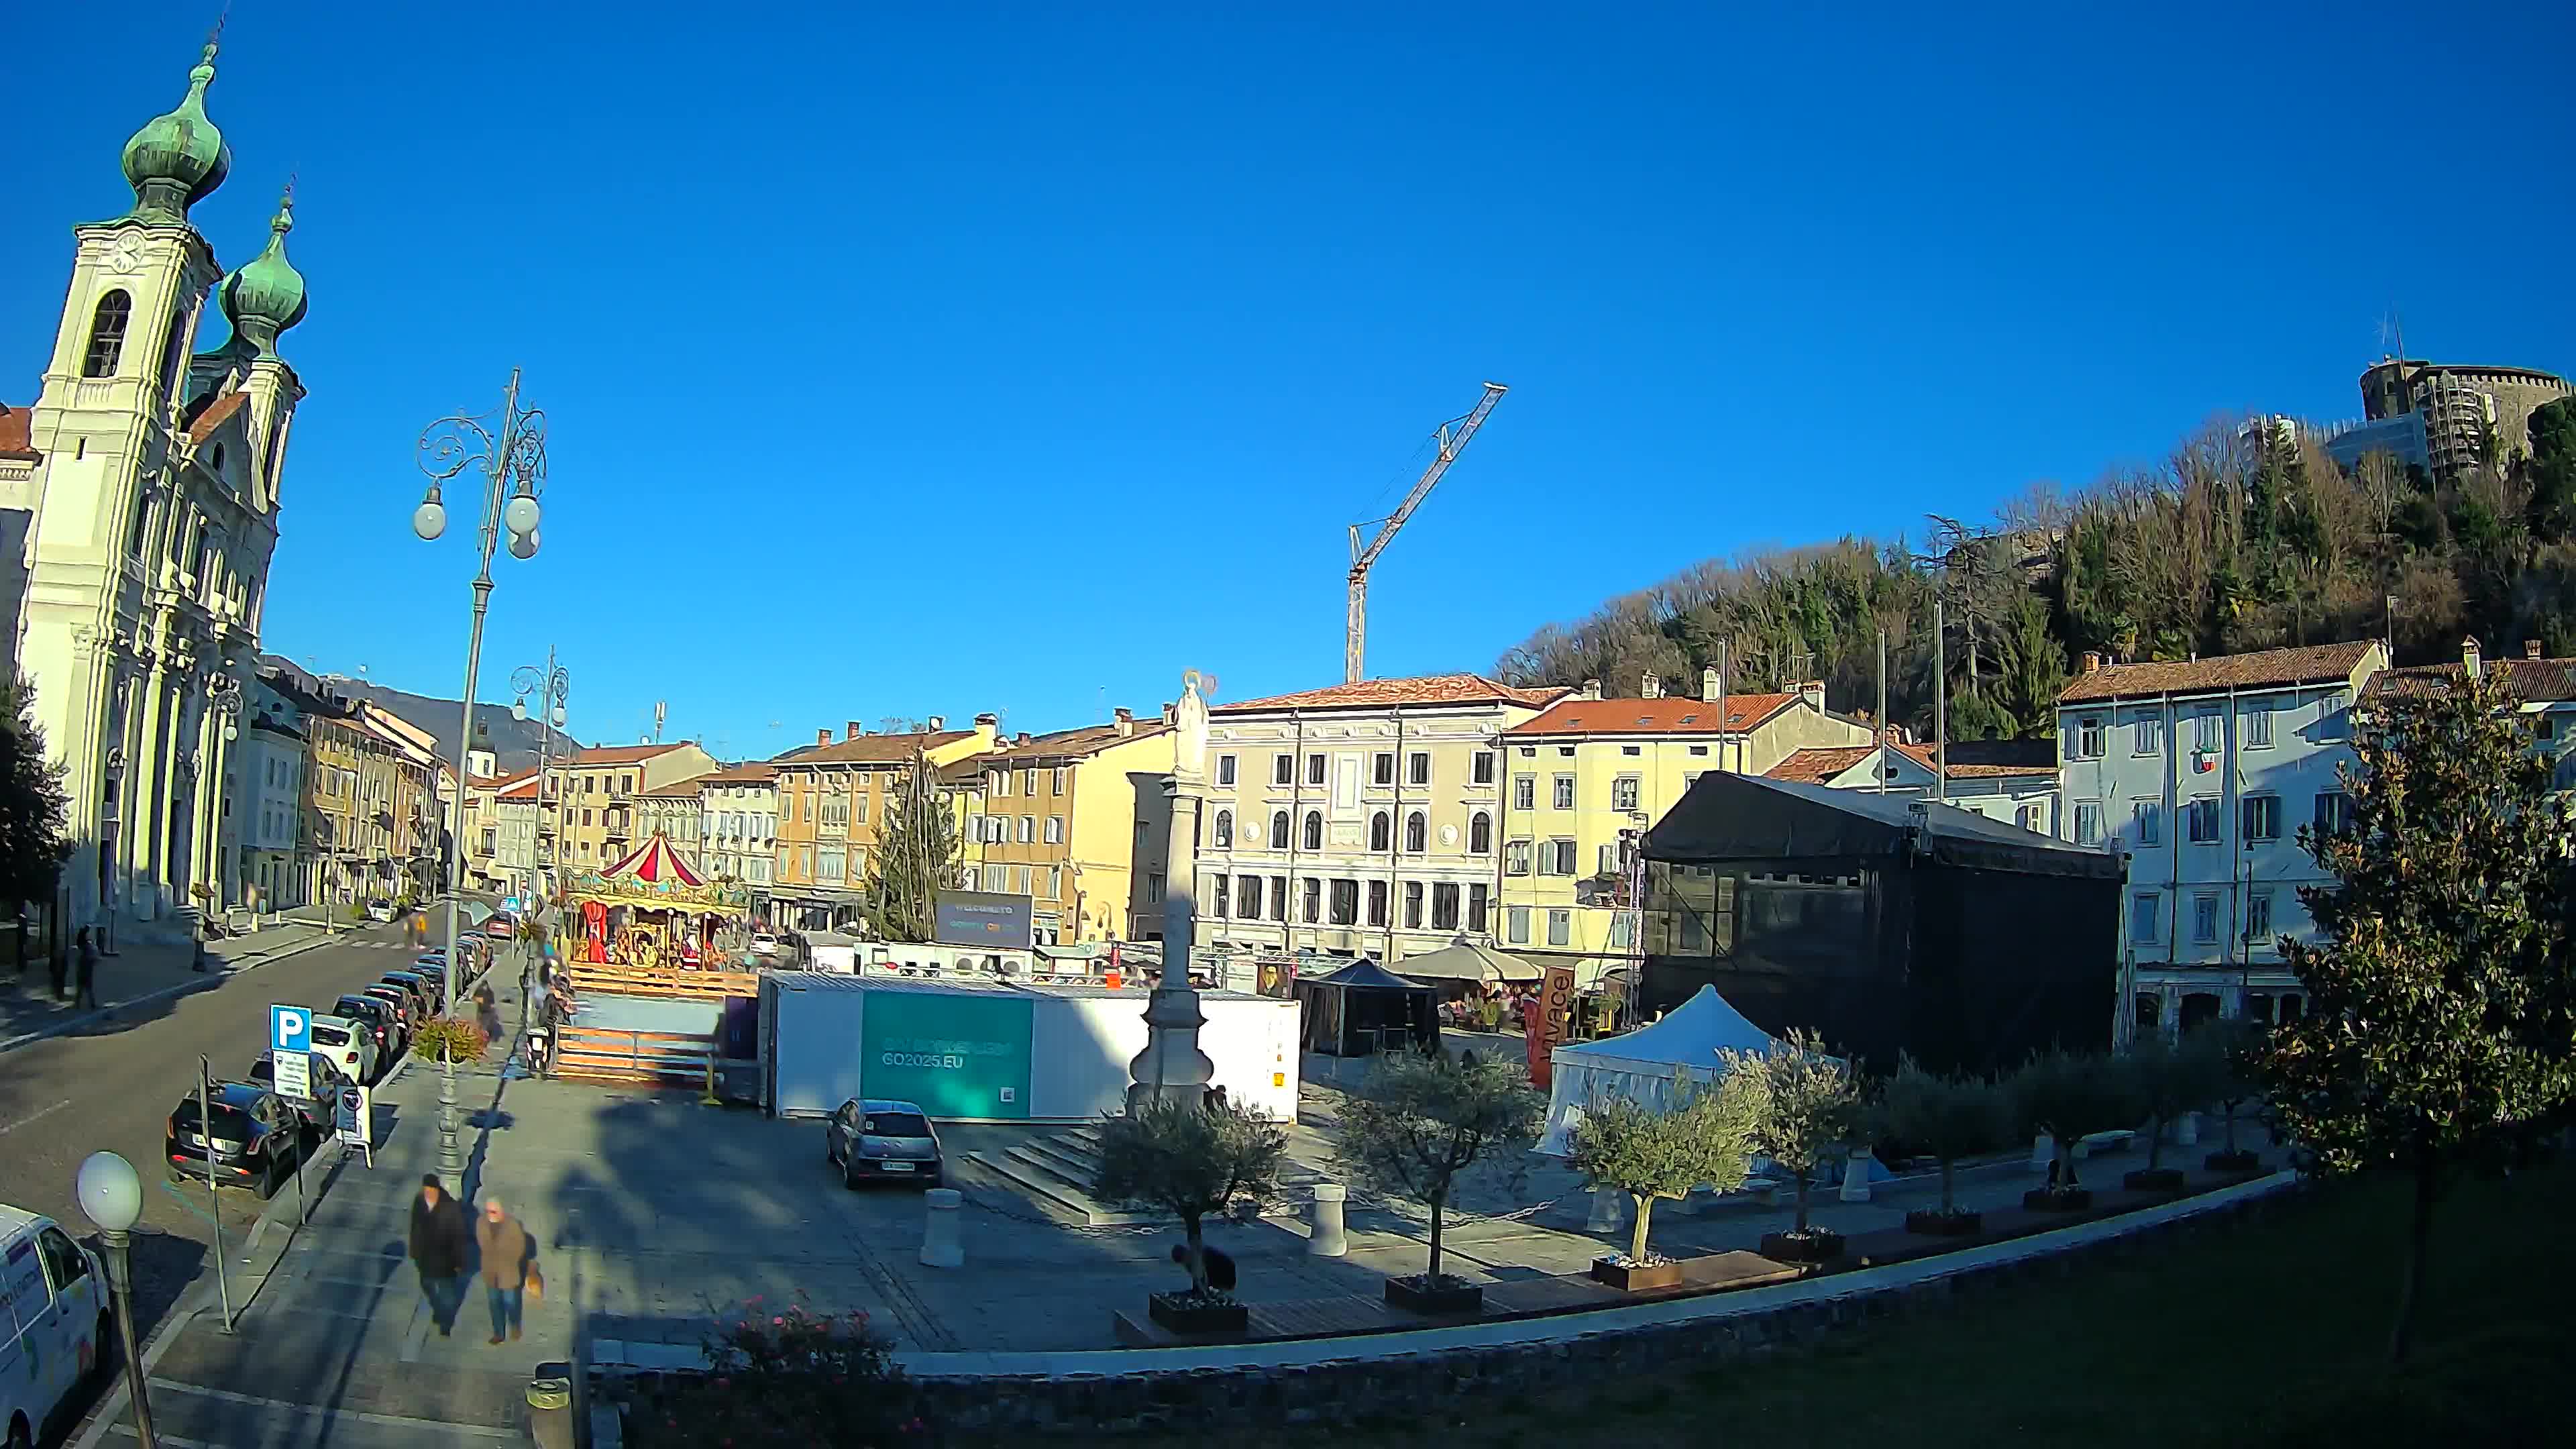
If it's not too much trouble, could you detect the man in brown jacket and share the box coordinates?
[475,1195,533,1345]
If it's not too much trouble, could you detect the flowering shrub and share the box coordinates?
[623,1297,925,1448]
[411,1015,489,1065]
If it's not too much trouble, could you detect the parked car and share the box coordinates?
[751,932,782,958]
[335,994,405,1059]
[388,969,445,1012]
[0,1204,109,1447]
[485,912,516,942]
[166,1083,304,1195]
[247,1051,347,1134]
[358,985,417,1040]
[307,1016,380,1085]
[824,1099,944,1188]
[366,900,397,923]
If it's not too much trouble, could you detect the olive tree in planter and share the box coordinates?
[1091,1097,1288,1335]
[1566,1077,1761,1290]
[1874,1058,2006,1235]
[2125,1028,2224,1190]
[2200,1018,2266,1173]
[1334,1049,1544,1315]
[2010,1048,2133,1211]
[1717,1029,1861,1264]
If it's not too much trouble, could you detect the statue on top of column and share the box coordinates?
[1175,669,1210,784]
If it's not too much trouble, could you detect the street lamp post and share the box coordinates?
[76,1150,156,1449]
[415,370,547,1195]
[513,650,570,983]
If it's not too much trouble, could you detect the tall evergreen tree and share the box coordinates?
[2265,669,2576,1363]
[859,747,959,943]
[0,676,73,953]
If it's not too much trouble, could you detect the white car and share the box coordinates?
[2,1204,109,1449]
[751,932,781,957]
[366,900,397,924]
[307,1015,381,1085]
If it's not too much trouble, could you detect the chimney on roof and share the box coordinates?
[1642,672,1662,699]
[926,715,945,731]
[1579,679,1602,700]
[1160,700,1176,727]
[846,720,863,741]
[1701,666,1719,700]
[2082,651,2102,674]
[2526,640,2543,661]
[2463,636,2483,682]
[973,712,998,726]
[1113,706,1135,737]
[816,729,831,747]
[1015,732,1030,746]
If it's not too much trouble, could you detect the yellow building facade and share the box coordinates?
[955,709,1176,945]
[553,742,720,875]
[1497,676,1872,985]
[771,718,996,930]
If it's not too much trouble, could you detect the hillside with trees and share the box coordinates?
[1493,400,2576,741]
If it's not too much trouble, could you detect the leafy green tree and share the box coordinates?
[2265,669,2576,1362]
[2524,395,2576,543]
[1873,1058,2006,1214]
[1566,1079,1761,1264]
[1715,1029,1862,1234]
[2010,1048,2136,1189]
[2128,1029,2226,1172]
[1091,1097,1287,1297]
[857,747,959,943]
[1333,1049,1544,1285]
[2198,1016,2265,1159]
[0,677,72,957]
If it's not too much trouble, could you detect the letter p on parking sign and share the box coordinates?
[272,1004,311,1055]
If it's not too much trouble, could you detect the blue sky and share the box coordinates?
[7,3,2570,761]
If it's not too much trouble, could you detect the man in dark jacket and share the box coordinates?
[408,1176,471,1336]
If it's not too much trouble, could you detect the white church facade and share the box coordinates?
[1,38,309,941]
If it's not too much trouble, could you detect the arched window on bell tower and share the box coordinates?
[83,290,133,377]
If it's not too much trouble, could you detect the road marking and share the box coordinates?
[146,1380,521,1439]
[0,1097,70,1135]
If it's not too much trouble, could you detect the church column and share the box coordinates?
[125,651,172,920]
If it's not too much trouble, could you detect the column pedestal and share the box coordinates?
[1839,1146,1874,1203]
[919,1187,963,1268]
[1307,1183,1348,1256]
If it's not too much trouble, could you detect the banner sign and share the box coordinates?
[859,989,1034,1120]
[1525,965,1578,1089]
[932,891,1034,950]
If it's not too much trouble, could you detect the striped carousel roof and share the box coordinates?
[600,831,705,888]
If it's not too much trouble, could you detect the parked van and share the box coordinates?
[2,1205,108,1449]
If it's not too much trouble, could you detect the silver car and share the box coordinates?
[824,1099,943,1189]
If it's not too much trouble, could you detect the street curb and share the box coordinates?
[0,930,345,1057]
[65,1135,354,1449]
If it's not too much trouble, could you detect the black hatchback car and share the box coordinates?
[167,1083,304,1196]
[824,1099,945,1188]
[248,1051,348,1135]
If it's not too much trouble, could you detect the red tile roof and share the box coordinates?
[1214,674,1566,714]
[704,761,780,784]
[639,773,714,798]
[2371,655,2576,704]
[977,720,1171,763]
[2057,641,2379,704]
[1505,692,1800,737]
[773,730,973,767]
[1767,737,2057,785]
[0,403,38,461]
[185,390,249,444]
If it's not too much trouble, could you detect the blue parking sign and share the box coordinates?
[272,1004,311,1055]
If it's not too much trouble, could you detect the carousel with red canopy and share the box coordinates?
[561,830,750,968]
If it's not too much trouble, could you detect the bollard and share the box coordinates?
[2176,1110,2200,1146]
[527,1367,574,1449]
[1585,1184,1627,1233]
[1307,1183,1348,1256]
[1839,1145,1874,1203]
[919,1187,963,1268]
[2030,1132,2053,1171]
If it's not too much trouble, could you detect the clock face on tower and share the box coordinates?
[106,233,144,276]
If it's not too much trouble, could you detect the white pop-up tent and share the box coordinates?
[1538,985,1780,1156]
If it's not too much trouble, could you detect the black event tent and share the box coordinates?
[1638,773,2121,1076]
[1295,959,1440,1057]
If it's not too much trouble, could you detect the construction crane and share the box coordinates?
[1344,381,1507,684]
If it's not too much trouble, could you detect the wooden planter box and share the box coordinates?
[1904,1208,1984,1236]
[1759,1229,1845,1263]
[1382,1275,1484,1316]
[2204,1149,2262,1174]
[1146,1292,1248,1335]
[2023,1187,2093,1212]
[2123,1167,2186,1191]
[1589,1256,1686,1291]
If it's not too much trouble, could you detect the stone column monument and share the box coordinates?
[1127,671,1216,1112]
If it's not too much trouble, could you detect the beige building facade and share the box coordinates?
[553,742,720,873]
[955,710,1175,945]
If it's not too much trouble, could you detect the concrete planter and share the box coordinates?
[2204,1149,2262,1174]
[2023,1187,2093,1212]
[2123,1167,2186,1192]
[1147,1292,1247,1335]
[1589,1256,1685,1292]
[1382,1275,1484,1316]
[1758,1228,1844,1264]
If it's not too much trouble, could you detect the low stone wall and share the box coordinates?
[592,1175,2299,1438]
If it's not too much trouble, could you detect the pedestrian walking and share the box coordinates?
[407,1176,471,1336]
[475,1195,534,1345]
[74,927,99,1008]
[1170,1241,1237,1294]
